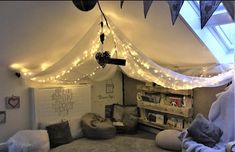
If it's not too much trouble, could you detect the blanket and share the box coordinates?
[180,82,235,152]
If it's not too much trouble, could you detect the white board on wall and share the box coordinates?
[30,85,91,129]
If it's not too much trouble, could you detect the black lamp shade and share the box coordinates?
[72,0,97,12]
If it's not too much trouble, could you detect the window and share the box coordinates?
[180,1,234,64]
[215,23,235,52]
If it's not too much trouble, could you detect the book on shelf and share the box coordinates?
[164,96,184,107]
[137,92,161,104]
[155,114,164,125]
[166,117,183,129]
[147,113,157,122]
[147,113,164,125]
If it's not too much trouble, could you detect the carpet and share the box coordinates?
[50,135,174,152]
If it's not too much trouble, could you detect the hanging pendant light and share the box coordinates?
[72,0,97,12]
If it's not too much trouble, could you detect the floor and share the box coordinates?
[50,129,176,152]
[119,129,157,140]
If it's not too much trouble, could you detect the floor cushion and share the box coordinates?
[7,130,49,152]
[155,129,182,151]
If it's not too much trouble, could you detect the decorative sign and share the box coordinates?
[31,86,91,129]
[0,111,6,124]
[51,88,74,117]
[98,94,114,100]
[5,95,20,109]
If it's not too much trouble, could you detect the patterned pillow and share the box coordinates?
[46,121,73,148]
[124,106,138,117]
[113,105,125,121]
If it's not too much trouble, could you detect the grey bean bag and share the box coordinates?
[81,113,116,139]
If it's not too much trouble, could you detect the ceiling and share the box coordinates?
[0,1,217,72]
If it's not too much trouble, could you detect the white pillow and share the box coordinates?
[7,130,49,152]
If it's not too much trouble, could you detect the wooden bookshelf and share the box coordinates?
[137,84,193,130]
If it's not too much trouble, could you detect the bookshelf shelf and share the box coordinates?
[137,84,193,131]
[138,118,183,131]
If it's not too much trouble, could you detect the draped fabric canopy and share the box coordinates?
[24,17,234,90]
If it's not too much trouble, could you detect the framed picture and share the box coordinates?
[106,84,114,93]
[5,95,20,109]
[0,111,6,124]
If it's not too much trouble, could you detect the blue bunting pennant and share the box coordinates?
[200,0,222,29]
[168,0,184,25]
[222,1,234,21]
[144,0,153,18]
[120,0,124,9]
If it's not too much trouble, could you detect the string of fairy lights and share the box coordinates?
[13,18,234,89]
[109,26,233,90]
[25,24,116,84]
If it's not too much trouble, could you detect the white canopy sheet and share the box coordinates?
[24,17,234,90]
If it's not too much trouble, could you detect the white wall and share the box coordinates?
[0,67,123,142]
[91,70,123,117]
[0,67,30,143]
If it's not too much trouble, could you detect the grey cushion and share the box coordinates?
[122,113,138,133]
[124,106,138,117]
[155,129,182,151]
[187,113,223,147]
[81,113,116,139]
[46,121,73,148]
[123,114,138,127]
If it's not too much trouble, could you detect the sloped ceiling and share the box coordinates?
[0,1,217,72]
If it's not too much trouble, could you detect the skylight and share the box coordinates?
[180,1,234,64]
[215,23,235,51]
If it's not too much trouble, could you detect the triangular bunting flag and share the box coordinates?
[144,0,153,18]
[168,0,184,25]
[120,0,124,9]
[200,0,222,29]
[223,1,235,21]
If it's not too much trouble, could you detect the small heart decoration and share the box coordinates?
[6,96,20,109]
